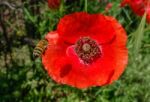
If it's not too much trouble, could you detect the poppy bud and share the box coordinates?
[105,3,113,13]
[48,0,60,9]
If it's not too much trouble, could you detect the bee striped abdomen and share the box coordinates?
[33,39,48,58]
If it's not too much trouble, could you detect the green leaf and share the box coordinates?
[24,8,37,23]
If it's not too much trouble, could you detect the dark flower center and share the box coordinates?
[74,37,102,64]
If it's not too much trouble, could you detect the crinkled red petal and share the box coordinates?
[57,12,116,44]
[106,17,128,83]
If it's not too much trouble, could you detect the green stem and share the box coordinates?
[84,0,88,12]
[144,25,150,32]
[59,0,64,16]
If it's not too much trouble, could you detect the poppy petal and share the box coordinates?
[57,12,116,44]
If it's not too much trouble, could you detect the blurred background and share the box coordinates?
[0,0,150,101]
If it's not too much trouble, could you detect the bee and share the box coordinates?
[33,39,48,58]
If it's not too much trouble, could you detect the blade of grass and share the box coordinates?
[24,8,36,23]
[132,13,147,54]
[122,8,132,22]
[143,44,150,48]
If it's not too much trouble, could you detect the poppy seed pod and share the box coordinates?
[48,0,60,9]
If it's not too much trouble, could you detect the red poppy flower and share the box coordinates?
[42,12,128,89]
[121,0,150,23]
[48,0,60,9]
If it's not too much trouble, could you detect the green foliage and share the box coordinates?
[0,0,150,102]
